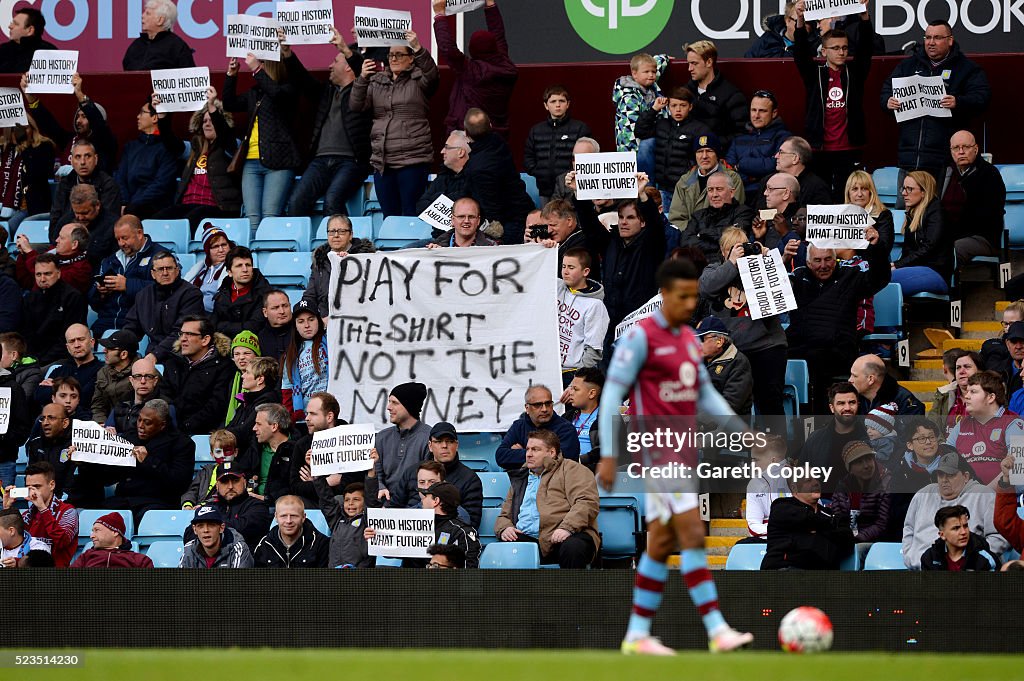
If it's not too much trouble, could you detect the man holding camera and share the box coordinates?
[3,461,78,567]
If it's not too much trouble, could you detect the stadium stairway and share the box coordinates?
[666,519,746,570]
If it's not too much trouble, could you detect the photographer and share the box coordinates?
[2,461,78,567]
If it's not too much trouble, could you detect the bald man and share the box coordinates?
[34,323,102,407]
[106,357,166,438]
[941,130,1006,265]
[849,353,924,416]
[25,403,75,496]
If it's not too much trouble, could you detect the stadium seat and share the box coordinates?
[478,472,510,506]
[259,252,312,288]
[1001,164,1024,202]
[863,542,907,570]
[890,209,906,236]
[77,509,134,548]
[145,218,190,254]
[862,283,904,342]
[252,216,311,252]
[785,359,809,407]
[459,433,501,471]
[193,435,213,469]
[480,541,540,569]
[146,540,185,568]
[1007,205,1024,248]
[189,218,250,252]
[312,215,373,250]
[14,219,49,247]
[374,216,432,250]
[176,252,197,273]
[597,504,639,559]
[725,543,767,570]
[346,185,366,218]
[520,172,540,208]
[461,459,489,472]
[135,510,192,547]
[283,288,304,307]
[375,556,403,568]
[479,507,502,545]
[872,167,900,205]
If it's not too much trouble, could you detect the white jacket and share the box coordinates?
[557,279,610,370]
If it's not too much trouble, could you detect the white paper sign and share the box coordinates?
[1010,436,1024,486]
[418,194,454,232]
[738,249,797,321]
[444,0,486,15]
[0,387,10,435]
[0,89,27,127]
[615,293,662,339]
[309,423,376,476]
[574,152,638,201]
[25,50,79,94]
[151,67,210,113]
[366,508,434,558]
[805,204,874,249]
[891,75,952,123]
[354,7,413,47]
[276,0,335,45]
[70,419,137,467]
[803,0,866,21]
[226,15,282,61]
[327,245,563,432]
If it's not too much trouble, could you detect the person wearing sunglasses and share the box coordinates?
[495,384,580,470]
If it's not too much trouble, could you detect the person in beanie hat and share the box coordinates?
[864,402,899,462]
[367,382,431,504]
[831,440,892,542]
[184,227,233,313]
[71,511,154,568]
[225,330,261,424]
[667,131,745,233]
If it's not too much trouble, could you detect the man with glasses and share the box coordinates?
[725,89,790,199]
[427,196,497,248]
[882,19,990,181]
[496,385,580,470]
[941,130,1006,265]
[123,251,204,365]
[761,136,831,209]
[106,356,164,438]
[793,0,874,201]
[415,131,475,235]
[159,314,233,435]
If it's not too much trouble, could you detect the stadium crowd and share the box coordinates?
[0,0,1021,573]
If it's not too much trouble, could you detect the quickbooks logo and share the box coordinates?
[565,0,673,54]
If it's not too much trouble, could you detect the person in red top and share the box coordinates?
[14,222,92,294]
[946,371,1024,485]
[3,461,78,567]
[995,453,1024,551]
[71,512,153,568]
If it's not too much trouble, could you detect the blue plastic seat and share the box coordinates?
[1000,164,1024,202]
[375,556,403,568]
[479,506,502,545]
[346,184,366,218]
[135,510,192,546]
[785,359,809,407]
[872,167,900,205]
[176,252,197,274]
[252,217,311,252]
[189,218,250,252]
[14,219,49,247]
[192,435,213,466]
[271,509,330,537]
[478,472,510,506]
[863,542,907,570]
[146,540,185,568]
[725,543,767,570]
[480,541,540,569]
[144,218,190,254]
[374,216,432,250]
[520,172,541,209]
[597,504,639,558]
[459,433,501,471]
[1007,205,1024,249]
[283,288,304,307]
[259,252,312,288]
[862,283,904,342]
[77,509,134,548]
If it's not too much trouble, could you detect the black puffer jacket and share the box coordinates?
[524,115,592,197]
[682,200,755,265]
[761,497,854,570]
[116,427,196,507]
[302,241,376,318]
[920,531,999,571]
[174,109,242,214]
[0,368,31,463]
[211,270,275,339]
[634,110,712,190]
[159,334,235,435]
[223,70,301,171]
[880,43,991,172]
[253,519,330,568]
[893,199,952,280]
[23,280,87,365]
[685,72,748,149]
[122,278,205,363]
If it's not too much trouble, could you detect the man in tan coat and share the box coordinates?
[494,430,600,568]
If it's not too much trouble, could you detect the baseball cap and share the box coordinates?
[98,330,139,354]
[292,299,316,317]
[429,422,458,440]
[191,504,225,525]
[935,452,964,475]
[695,316,729,338]
[1006,322,1024,341]
[422,482,461,512]
[216,463,245,481]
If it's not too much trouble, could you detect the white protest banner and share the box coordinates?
[0,89,27,128]
[803,0,866,21]
[70,419,136,467]
[366,508,434,558]
[615,293,662,340]
[327,245,562,432]
[574,152,638,201]
[738,249,797,321]
[308,423,376,476]
[151,67,210,113]
[25,50,78,94]
[891,75,951,123]
[354,7,413,47]
[0,387,10,435]
[418,194,454,233]
[1010,436,1024,486]
[226,15,281,61]
[805,204,873,250]
[276,0,335,45]
[444,0,486,15]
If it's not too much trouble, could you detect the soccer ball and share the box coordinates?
[778,606,833,653]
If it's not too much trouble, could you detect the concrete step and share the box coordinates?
[942,338,985,353]
[997,300,1011,313]
[900,380,943,404]
[962,320,1002,340]
[910,366,944,381]
[667,554,729,570]
[710,519,747,537]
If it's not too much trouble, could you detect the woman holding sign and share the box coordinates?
[891,171,952,297]
[350,30,439,218]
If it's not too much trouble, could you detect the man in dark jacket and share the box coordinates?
[211,247,274,340]
[849,353,925,416]
[921,504,999,571]
[785,232,890,413]
[761,476,854,570]
[415,131,475,233]
[34,323,101,407]
[21,253,87,365]
[881,20,990,179]
[59,185,119,268]
[684,41,747,149]
[122,0,195,71]
[725,91,791,199]
[24,403,74,497]
[464,109,535,244]
[182,465,271,552]
[256,290,293,363]
[793,5,874,200]
[943,130,1006,264]
[635,87,712,207]
[47,139,122,241]
[91,331,138,426]
[799,382,867,481]
[682,171,755,265]
[496,385,580,470]
[29,76,118,177]
[414,482,480,568]
[524,85,591,204]
[758,136,832,209]
[107,357,162,438]
[123,251,204,365]
[88,216,156,335]
[159,315,233,435]
[695,316,753,416]
[107,399,195,524]
[284,34,371,218]
[114,98,179,218]
[0,365,31,488]
[0,8,55,73]
[253,495,329,568]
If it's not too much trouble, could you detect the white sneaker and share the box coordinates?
[621,635,677,656]
[708,627,754,653]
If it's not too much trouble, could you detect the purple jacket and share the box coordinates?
[434,4,518,137]
[830,464,892,543]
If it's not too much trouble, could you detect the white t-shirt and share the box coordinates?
[1,534,50,563]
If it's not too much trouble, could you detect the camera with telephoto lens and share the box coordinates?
[741,242,762,257]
